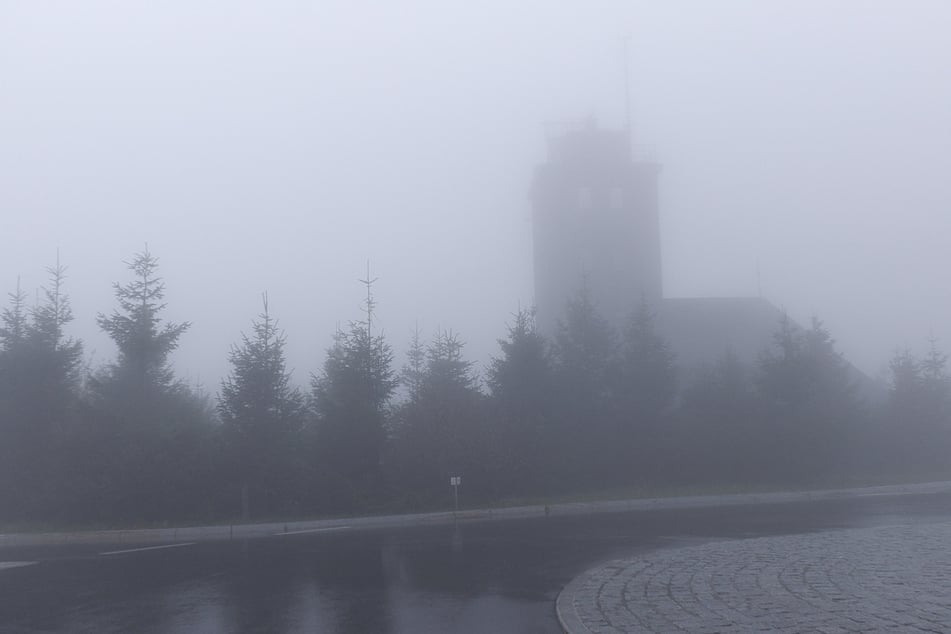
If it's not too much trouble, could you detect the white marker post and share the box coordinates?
[450,476,461,517]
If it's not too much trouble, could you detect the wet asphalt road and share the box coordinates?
[2,492,951,633]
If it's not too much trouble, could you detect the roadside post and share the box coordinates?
[450,476,461,518]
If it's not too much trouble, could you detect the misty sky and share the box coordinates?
[2,1,950,389]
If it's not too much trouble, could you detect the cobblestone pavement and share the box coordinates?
[557,521,951,633]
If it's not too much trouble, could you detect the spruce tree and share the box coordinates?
[886,339,951,471]
[400,323,426,406]
[617,297,676,425]
[312,273,397,495]
[487,307,554,493]
[91,248,207,523]
[96,248,189,401]
[0,265,83,519]
[391,329,485,501]
[612,297,677,481]
[219,294,305,518]
[757,315,858,480]
[551,285,616,484]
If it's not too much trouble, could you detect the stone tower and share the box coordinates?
[531,118,662,335]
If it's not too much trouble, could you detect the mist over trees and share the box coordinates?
[316,288,396,488]
[1,250,949,526]
[0,264,82,520]
[885,340,951,470]
[219,295,306,519]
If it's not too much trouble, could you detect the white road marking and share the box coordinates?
[275,526,351,536]
[0,561,37,570]
[100,542,196,556]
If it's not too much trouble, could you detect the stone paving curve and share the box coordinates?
[557,521,951,633]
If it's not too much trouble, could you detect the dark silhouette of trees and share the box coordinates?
[616,298,676,424]
[888,342,951,423]
[885,338,951,470]
[920,338,950,420]
[553,286,616,409]
[613,298,677,480]
[0,264,83,519]
[756,315,860,481]
[680,352,762,482]
[758,315,853,412]
[487,307,556,495]
[312,277,397,503]
[0,282,27,350]
[29,264,84,390]
[95,248,189,401]
[219,294,306,518]
[671,315,870,487]
[551,286,617,485]
[391,330,485,505]
[400,323,426,405]
[386,326,427,502]
[88,248,212,523]
[2,250,950,527]
[0,282,32,517]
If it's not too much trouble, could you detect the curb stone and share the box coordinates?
[3,480,951,548]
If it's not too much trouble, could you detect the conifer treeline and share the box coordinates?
[0,249,948,526]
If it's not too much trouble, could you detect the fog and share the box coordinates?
[2,0,950,386]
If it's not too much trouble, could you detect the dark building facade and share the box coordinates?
[531,119,662,336]
[530,118,882,403]
[531,119,786,369]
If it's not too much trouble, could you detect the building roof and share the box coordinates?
[656,296,883,401]
[656,296,784,368]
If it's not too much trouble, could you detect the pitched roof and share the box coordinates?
[656,296,785,368]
